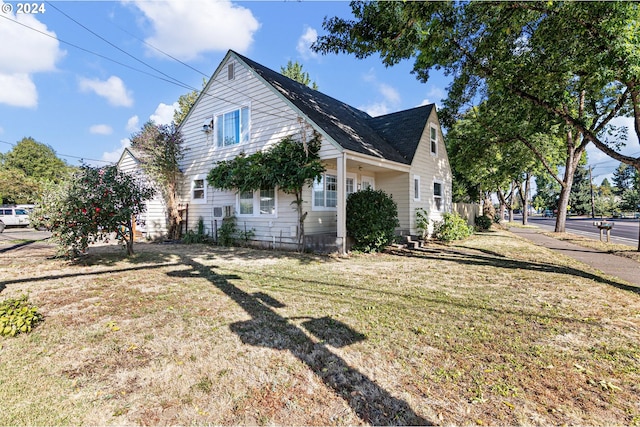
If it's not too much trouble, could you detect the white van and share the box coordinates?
[0,207,30,227]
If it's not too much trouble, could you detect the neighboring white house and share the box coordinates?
[130,50,452,252]
[116,148,168,240]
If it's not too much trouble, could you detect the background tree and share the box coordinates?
[130,122,185,240]
[569,162,593,216]
[31,165,155,257]
[612,163,636,196]
[0,137,70,203]
[281,60,319,90]
[208,134,325,250]
[173,79,206,126]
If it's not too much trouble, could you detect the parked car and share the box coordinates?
[543,209,554,218]
[0,219,5,233]
[0,207,30,227]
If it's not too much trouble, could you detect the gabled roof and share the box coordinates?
[233,51,434,166]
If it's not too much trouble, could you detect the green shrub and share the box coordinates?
[216,216,255,247]
[183,217,208,244]
[346,188,399,252]
[475,215,493,231]
[415,208,430,239]
[432,212,474,242]
[0,295,43,337]
[218,216,238,246]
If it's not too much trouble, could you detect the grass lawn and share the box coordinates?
[0,230,639,425]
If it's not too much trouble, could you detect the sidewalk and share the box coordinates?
[509,227,640,288]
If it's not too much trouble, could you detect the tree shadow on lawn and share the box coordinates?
[387,246,640,295]
[169,255,434,426]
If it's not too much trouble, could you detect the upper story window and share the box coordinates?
[430,124,438,156]
[216,106,249,147]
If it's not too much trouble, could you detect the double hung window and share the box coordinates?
[313,173,337,209]
[216,106,249,147]
[433,181,443,211]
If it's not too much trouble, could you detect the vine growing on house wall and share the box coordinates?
[207,132,325,251]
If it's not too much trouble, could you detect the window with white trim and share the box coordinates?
[430,124,438,156]
[414,175,421,201]
[237,188,277,217]
[216,106,249,147]
[313,172,338,209]
[191,176,207,204]
[433,180,443,211]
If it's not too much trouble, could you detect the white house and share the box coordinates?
[116,147,168,240]
[136,50,452,252]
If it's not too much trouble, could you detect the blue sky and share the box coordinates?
[0,0,448,167]
[0,0,636,185]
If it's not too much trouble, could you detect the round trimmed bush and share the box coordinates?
[475,214,493,231]
[432,212,474,242]
[346,188,399,252]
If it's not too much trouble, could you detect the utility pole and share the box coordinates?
[589,165,595,218]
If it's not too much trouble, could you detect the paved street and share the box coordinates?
[0,227,53,253]
[525,216,640,246]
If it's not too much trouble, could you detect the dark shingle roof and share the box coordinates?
[233,51,433,166]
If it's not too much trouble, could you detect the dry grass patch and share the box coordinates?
[0,232,639,425]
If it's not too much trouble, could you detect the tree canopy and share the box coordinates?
[208,134,325,250]
[313,1,640,237]
[0,137,70,204]
[130,121,185,240]
[281,60,319,90]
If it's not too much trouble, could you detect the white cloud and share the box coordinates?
[124,0,260,61]
[359,70,401,117]
[150,102,178,125]
[0,73,38,108]
[0,3,65,107]
[126,115,140,132]
[360,102,390,117]
[89,124,113,135]
[101,138,131,164]
[297,26,318,59]
[79,76,133,107]
[378,83,401,105]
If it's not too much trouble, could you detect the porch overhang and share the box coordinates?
[344,151,411,173]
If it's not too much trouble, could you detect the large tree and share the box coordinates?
[314,1,640,245]
[130,122,185,240]
[0,137,69,203]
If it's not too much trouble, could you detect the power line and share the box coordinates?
[0,139,113,164]
[38,4,299,123]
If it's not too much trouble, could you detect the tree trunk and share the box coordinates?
[521,173,530,226]
[555,127,585,233]
[496,189,508,223]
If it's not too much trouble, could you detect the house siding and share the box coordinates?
[408,109,453,234]
[178,55,338,247]
[376,171,410,233]
[116,150,168,240]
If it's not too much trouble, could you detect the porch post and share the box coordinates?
[337,153,347,254]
